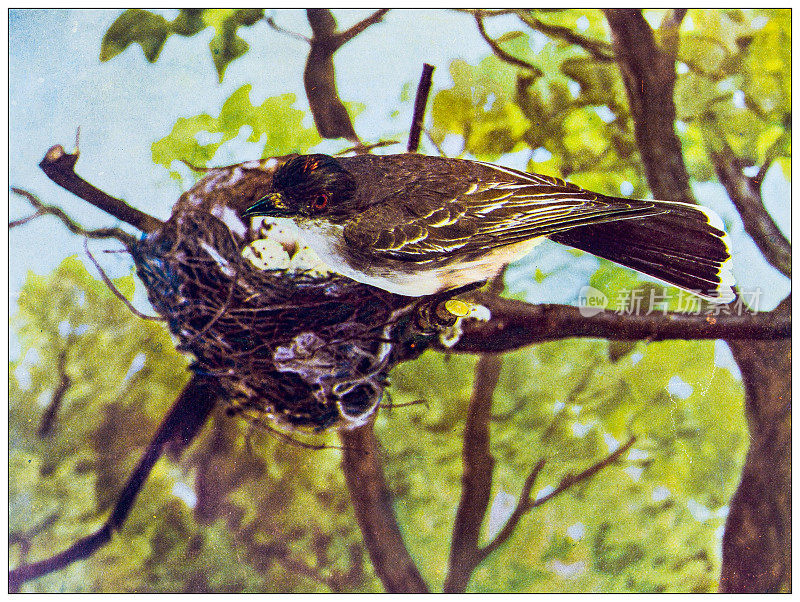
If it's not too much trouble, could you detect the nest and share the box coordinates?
[128,159,451,431]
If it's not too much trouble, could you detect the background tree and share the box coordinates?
[9,8,790,593]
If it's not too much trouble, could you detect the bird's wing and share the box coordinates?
[344,175,665,262]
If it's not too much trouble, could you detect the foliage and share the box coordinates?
[11,6,789,594]
[430,9,790,191]
[151,85,320,181]
[10,258,374,592]
[10,258,748,592]
[100,9,265,81]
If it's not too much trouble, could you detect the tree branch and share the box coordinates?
[707,138,791,278]
[604,9,694,204]
[303,9,389,142]
[479,437,636,560]
[82,239,166,321]
[473,11,543,76]
[9,374,220,591]
[265,15,309,43]
[37,145,163,233]
[658,9,688,62]
[443,294,790,354]
[720,294,792,592]
[514,10,615,62]
[36,339,74,437]
[10,187,136,246]
[443,353,503,592]
[335,9,390,49]
[407,63,435,153]
[339,424,428,593]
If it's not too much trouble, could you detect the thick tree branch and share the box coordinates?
[604,9,694,204]
[9,375,220,591]
[407,63,435,153]
[707,139,791,278]
[37,145,163,233]
[339,424,428,593]
[303,9,389,142]
[444,294,790,354]
[443,353,503,593]
[720,295,792,592]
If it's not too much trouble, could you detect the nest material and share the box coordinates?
[129,160,445,431]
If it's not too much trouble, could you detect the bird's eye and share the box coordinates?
[311,194,329,211]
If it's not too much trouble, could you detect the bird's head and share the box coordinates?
[244,154,357,221]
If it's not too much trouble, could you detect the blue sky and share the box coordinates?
[8,9,791,359]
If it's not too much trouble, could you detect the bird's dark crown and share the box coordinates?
[272,154,357,219]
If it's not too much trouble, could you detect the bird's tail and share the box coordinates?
[550,200,736,303]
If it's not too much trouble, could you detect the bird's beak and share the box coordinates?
[244,192,291,217]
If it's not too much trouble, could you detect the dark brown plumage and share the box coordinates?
[244,153,735,301]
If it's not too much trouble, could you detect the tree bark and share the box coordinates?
[605,9,791,592]
[721,333,791,592]
[339,425,429,593]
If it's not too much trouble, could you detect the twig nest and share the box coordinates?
[129,160,439,431]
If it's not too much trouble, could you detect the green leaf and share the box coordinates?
[151,87,320,172]
[202,9,265,81]
[100,9,171,62]
[100,8,265,81]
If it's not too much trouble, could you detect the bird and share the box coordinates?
[243,153,735,302]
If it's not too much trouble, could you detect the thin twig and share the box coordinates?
[83,240,165,321]
[514,10,615,62]
[36,341,74,437]
[407,63,435,153]
[265,15,309,43]
[476,459,545,560]
[479,437,636,560]
[11,188,136,246]
[334,140,401,156]
[9,211,43,228]
[424,130,448,157]
[530,437,636,508]
[473,11,543,75]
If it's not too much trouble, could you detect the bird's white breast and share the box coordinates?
[294,218,544,297]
